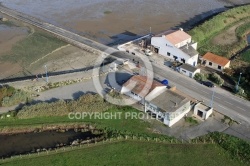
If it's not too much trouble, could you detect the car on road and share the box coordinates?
[145,49,153,56]
[201,81,214,88]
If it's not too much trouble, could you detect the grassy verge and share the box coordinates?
[0,106,159,137]
[189,5,250,57]
[0,141,242,166]
[0,31,66,66]
[196,132,250,164]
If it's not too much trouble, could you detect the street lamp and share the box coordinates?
[210,86,216,108]
[44,65,48,83]
[236,72,242,92]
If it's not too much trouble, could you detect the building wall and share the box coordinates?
[164,106,191,127]
[151,37,198,66]
[163,101,191,127]
[179,68,200,78]
[203,60,230,71]
[175,38,191,48]
[194,104,213,120]
[205,109,213,119]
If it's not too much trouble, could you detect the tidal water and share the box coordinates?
[0,0,249,44]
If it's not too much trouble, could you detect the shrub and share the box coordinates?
[209,73,224,86]
[1,90,31,107]
[234,86,244,95]
[0,85,30,107]
[194,73,206,81]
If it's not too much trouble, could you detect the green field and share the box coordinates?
[0,106,162,138]
[0,141,242,166]
[189,5,250,57]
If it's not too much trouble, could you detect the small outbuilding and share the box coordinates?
[202,52,230,72]
[194,102,213,120]
[179,63,200,78]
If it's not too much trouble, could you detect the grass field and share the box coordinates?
[0,107,161,137]
[0,31,66,66]
[189,5,250,57]
[0,141,242,166]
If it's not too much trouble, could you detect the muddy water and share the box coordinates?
[0,130,102,158]
[0,0,249,44]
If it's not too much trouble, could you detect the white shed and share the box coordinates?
[194,103,213,120]
[179,63,200,78]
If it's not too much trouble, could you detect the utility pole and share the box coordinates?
[210,86,216,108]
[44,65,48,83]
[236,72,242,92]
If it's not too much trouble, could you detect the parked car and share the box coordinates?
[201,81,214,88]
[145,49,153,56]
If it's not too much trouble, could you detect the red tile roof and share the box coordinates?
[203,52,230,66]
[165,30,191,45]
[123,75,164,97]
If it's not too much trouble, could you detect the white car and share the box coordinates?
[145,49,153,56]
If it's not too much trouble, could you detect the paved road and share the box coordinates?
[1,5,250,125]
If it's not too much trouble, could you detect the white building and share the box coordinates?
[120,75,166,104]
[202,52,230,72]
[151,29,199,66]
[145,87,191,127]
[121,75,192,127]
[179,63,200,78]
[194,103,213,120]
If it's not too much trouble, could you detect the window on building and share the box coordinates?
[167,52,170,56]
[182,70,186,73]
[209,62,212,66]
[218,65,222,70]
[173,56,178,61]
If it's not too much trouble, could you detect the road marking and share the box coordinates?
[201,90,209,94]
[218,104,227,109]
[236,106,246,112]
[214,96,221,100]
[224,100,232,105]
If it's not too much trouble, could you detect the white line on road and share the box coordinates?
[214,96,221,100]
[218,104,227,109]
[236,106,246,112]
[201,90,209,94]
[189,85,197,89]
[224,100,232,105]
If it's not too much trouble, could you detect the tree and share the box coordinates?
[194,73,206,81]
[209,73,224,86]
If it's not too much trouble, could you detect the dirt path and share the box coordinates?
[29,44,70,66]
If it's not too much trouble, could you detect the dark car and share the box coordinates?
[201,81,214,88]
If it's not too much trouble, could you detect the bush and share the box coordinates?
[0,86,32,107]
[194,73,207,81]
[209,73,224,86]
[1,90,31,107]
[234,86,244,95]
